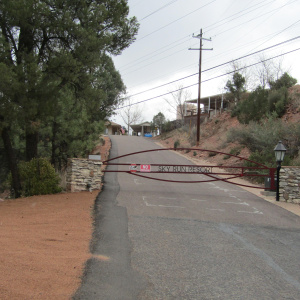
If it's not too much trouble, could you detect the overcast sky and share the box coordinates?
[111,0,300,126]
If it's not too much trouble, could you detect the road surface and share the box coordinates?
[74,136,300,299]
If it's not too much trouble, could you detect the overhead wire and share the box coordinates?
[209,0,298,38]
[118,0,294,76]
[117,0,299,104]
[137,0,216,42]
[248,18,300,53]
[118,35,191,72]
[224,0,294,58]
[140,0,179,21]
[203,0,275,34]
[117,47,300,109]
[123,36,300,98]
[121,43,196,76]
[127,29,300,92]
[199,0,298,85]
[127,30,298,91]
[119,0,277,72]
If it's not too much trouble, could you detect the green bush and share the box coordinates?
[229,146,243,156]
[17,158,62,197]
[162,121,173,133]
[227,118,297,166]
[227,118,284,154]
[231,72,297,124]
[208,152,217,157]
[232,86,269,124]
[268,88,287,118]
[174,139,180,149]
[227,117,300,163]
[193,151,197,156]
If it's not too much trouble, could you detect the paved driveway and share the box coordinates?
[74,136,300,299]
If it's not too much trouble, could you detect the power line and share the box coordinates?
[203,0,275,34]
[119,1,298,79]
[117,47,300,109]
[220,1,291,60]
[136,0,216,42]
[132,0,272,63]
[140,0,179,21]
[202,47,300,84]
[119,37,193,73]
[121,44,192,76]
[118,0,291,74]
[248,18,300,53]
[126,73,198,98]
[127,31,298,90]
[211,0,298,38]
[118,35,191,71]
[123,36,300,99]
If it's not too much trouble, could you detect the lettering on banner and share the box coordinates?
[158,165,212,174]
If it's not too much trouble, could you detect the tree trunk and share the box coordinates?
[51,121,58,167]
[1,126,22,198]
[26,130,38,161]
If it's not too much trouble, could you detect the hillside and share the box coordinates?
[155,112,251,167]
[155,85,300,168]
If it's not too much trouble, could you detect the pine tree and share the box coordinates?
[0,0,138,196]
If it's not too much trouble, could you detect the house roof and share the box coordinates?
[105,121,122,127]
[185,93,225,109]
[130,121,152,132]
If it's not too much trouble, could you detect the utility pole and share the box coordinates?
[189,29,212,146]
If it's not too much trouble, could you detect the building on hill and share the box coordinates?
[104,121,123,135]
[176,103,197,120]
[184,93,227,126]
[130,122,153,137]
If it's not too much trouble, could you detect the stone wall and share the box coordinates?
[280,166,300,203]
[66,158,103,192]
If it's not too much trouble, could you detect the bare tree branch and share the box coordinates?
[119,97,143,134]
[164,85,191,121]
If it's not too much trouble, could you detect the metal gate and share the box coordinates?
[103,148,276,190]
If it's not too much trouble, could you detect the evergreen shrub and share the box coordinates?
[17,158,62,196]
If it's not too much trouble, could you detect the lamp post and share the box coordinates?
[274,141,287,201]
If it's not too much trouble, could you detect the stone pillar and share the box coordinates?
[279,166,300,203]
[66,158,103,192]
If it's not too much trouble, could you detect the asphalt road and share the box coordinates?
[74,136,300,300]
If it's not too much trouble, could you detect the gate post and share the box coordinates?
[269,168,277,191]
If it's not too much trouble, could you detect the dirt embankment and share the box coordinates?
[0,136,111,300]
[155,111,251,167]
